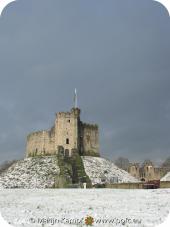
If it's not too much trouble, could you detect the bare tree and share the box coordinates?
[114,157,130,171]
[162,157,170,168]
[0,160,17,174]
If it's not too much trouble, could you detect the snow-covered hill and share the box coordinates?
[161,172,170,181]
[0,156,138,189]
[0,156,60,189]
[82,156,139,185]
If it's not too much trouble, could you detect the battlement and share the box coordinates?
[56,108,81,118]
[82,123,98,129]
[129,163,140,168]
[27,130,45,140]
[56,112,71,118]
[27,126,55,140]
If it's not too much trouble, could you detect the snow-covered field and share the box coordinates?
[0,189,170,227]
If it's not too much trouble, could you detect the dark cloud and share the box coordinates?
[0,0,170,164]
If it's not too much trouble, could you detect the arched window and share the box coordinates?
[66,138,69,144]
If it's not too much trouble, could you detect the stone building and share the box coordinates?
[128,163,140,179]
[128,160,161,181]
[26,107,99,158]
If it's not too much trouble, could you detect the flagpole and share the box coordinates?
[74,88,77,108]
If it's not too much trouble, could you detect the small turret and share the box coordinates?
[71,107,81,118]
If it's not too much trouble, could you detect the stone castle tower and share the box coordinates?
[26,92,99,157]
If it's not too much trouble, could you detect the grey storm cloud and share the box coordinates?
[0,0,170,164]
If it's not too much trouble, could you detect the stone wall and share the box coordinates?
[81,123,99,156]
[105,182,170,189]
[106,182,143,189]
[26,127,55,157]
[160,181,170,188]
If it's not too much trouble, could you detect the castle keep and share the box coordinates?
[26,107,99,158]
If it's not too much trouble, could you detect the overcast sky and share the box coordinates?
[0,0,170,165]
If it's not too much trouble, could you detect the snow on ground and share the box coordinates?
[0,157,60,189]
[161,172,170,181]
[0,189,170,227]
[82,156,138,185]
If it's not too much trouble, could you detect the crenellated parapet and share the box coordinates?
[82,123,98,129]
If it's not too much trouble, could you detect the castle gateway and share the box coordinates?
[26,107,99,158]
